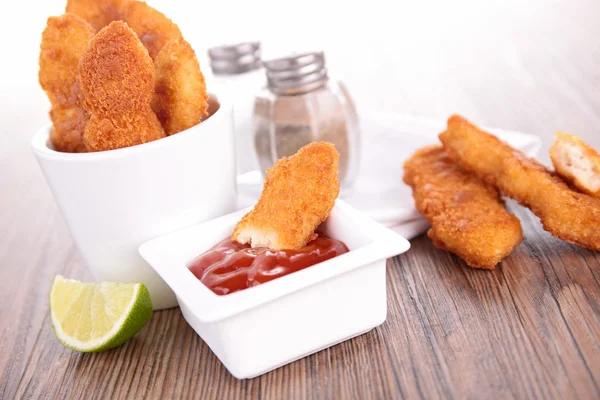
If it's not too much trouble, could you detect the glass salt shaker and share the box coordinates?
[253,52,360,192]
[208,42,264,174]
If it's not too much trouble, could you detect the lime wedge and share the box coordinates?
[50,275,153,352]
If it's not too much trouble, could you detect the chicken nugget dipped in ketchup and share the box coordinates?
[39,13,95,153]
[233,142,340,250]
[78,21,166,151]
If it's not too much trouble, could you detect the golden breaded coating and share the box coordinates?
[152,37,208,135]
[403,145,522,269]
[550,132,600,198]
[232,142,340,250]
[78,21,165,151]
[440,115,600,251]
[124,1,182,60]
[39,14,96,153]
[66,0,129,31]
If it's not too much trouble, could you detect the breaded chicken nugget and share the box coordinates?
[440,115,600,251]
[125,1,182,59]
[403,145,522,269]
[550,132,600,198]
[78,21,165,151]
[152,37,208,135]
[66,0,129,31]
[39,14,96,152]
[233,142,340,250]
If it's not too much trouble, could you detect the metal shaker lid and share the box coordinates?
[263,52,328,95]
[208,42,261,75]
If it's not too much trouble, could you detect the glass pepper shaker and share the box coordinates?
[208,42,264,174]
[253,52,360,191]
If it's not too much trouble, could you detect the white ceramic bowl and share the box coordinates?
[138,199,410,378]
[31,94,237,310]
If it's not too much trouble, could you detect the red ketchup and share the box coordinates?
[188,236,349,295]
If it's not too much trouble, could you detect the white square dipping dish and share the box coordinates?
[138,199,410,379]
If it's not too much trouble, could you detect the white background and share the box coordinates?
[1,0,599,161]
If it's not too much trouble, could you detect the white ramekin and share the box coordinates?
[139,199,410,378]
[31,94,237,310]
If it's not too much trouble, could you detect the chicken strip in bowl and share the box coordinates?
[39,13,96,152]
[78,21,166,151]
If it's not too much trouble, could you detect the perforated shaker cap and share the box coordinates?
[262,52,328,95]
[208,42,261,75]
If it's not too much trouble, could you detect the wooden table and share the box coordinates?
[2,1,600,398]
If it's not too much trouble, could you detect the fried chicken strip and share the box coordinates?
[152,37,208,135]
[124,1,182,60]
[39,14,96,153]
[66,0,129,31]
[233,142,340,250]
[550,132,600,198]
[78,21,165,151]
[403,145,522,269]
[440,115,600,251]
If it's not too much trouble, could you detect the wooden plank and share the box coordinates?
[11,207,600,398]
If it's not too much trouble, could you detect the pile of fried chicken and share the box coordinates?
[39,0,208,152]
[404,115,600,269]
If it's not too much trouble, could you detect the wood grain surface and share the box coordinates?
[2,0,600,398]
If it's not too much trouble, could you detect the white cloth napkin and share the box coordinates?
[237,111,542,240]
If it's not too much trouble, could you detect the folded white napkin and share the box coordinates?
[237,111,542,240]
